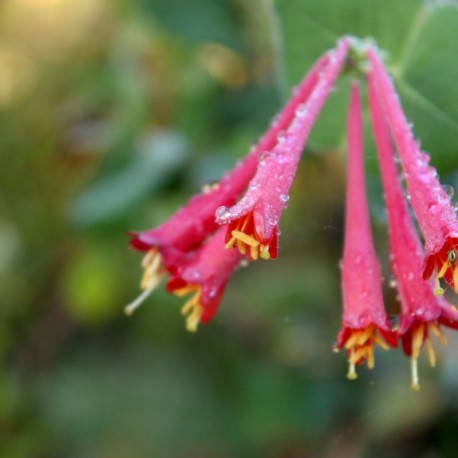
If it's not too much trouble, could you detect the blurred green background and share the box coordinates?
[2,0,458,456]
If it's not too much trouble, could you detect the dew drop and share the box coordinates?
[428,203,441,215]
[280,194,290,203]
[443,184,454,198]
[277,131,286,143]
[295,103,308,118]
[389,278,397,288]
[239,259,249,268]
[215,206,230,221]
[260,151,270,161]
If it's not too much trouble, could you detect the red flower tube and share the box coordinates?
[125,44,336,317]
[216,37,350,261]
[368,70,458,389]
[336,82,396,380]
[165,227,242,331]
[367,48,458,295]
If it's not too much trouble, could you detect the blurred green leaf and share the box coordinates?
[277,0,458,172]
[70,130,189,226]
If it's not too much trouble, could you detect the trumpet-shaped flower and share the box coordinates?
[336,83,397,380]
[368,68,458,390]
[216,38,350,261]
[165,227,242,332]
[367,48,458,295]
[126,40,345,325]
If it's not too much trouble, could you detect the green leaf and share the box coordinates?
[276,0,458,172]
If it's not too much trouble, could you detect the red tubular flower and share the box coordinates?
[368,70,458,390]
[125,45,336,321]
[336,83,397,380]
[165,227,242,332]
[216,38,350,261]
[367,48,458,295]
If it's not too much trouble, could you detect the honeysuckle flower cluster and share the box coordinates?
[126,37,458,389]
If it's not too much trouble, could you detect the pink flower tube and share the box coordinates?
[125,42,339,319]
[216,38,350,261]
[336,82,396,380]
[368,70,458,390]
[367,48,458,295]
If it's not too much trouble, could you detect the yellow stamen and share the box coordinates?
[372,334,389,350]
[125,249,165,316]
[223,214,272,261]
[250,245,259,261]
[453,267,458,293]
[425,339,436,367]
[411,324,425,360]
[342,325,392,380]
[260,245,271,260]
[410,357,420,391]
[366,346,375,369]
[437,260,449,279]
[231,230,259,247]
[347,361,358,380]
[344,326,373,350]
[408,321,447,391]
[435,260,449,296]
[429,321,447,345]
[177,286,203,333]
[225,236,237,249]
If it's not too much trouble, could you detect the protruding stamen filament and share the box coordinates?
[411,357,420,391]
[125,248,166,316]
[347,360,357,380]
[125,288,155,316]
[174,285,203,333]
[408,321,448,391]
[342,325,391,380]
[141,248,166,290]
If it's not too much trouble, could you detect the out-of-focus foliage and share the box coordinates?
[1,0,458,457]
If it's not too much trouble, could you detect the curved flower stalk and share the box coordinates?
[367,48,458,295]
[368,71,458,390]
[125,41,341,326]
[336,83,397,380]
[216,37,350,261]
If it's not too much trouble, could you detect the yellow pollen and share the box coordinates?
[231,230,259,247]
[125,249,165,316]
[435,259,451,296]
[260,244,271,260]
[177,286,203,333]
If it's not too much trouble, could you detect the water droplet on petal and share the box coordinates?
[443,184,454,198]
[277,131,286,143]
[215,206,231,222]
[280,194,289,203]
[295,103,308,118]
[428,203,441,215]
